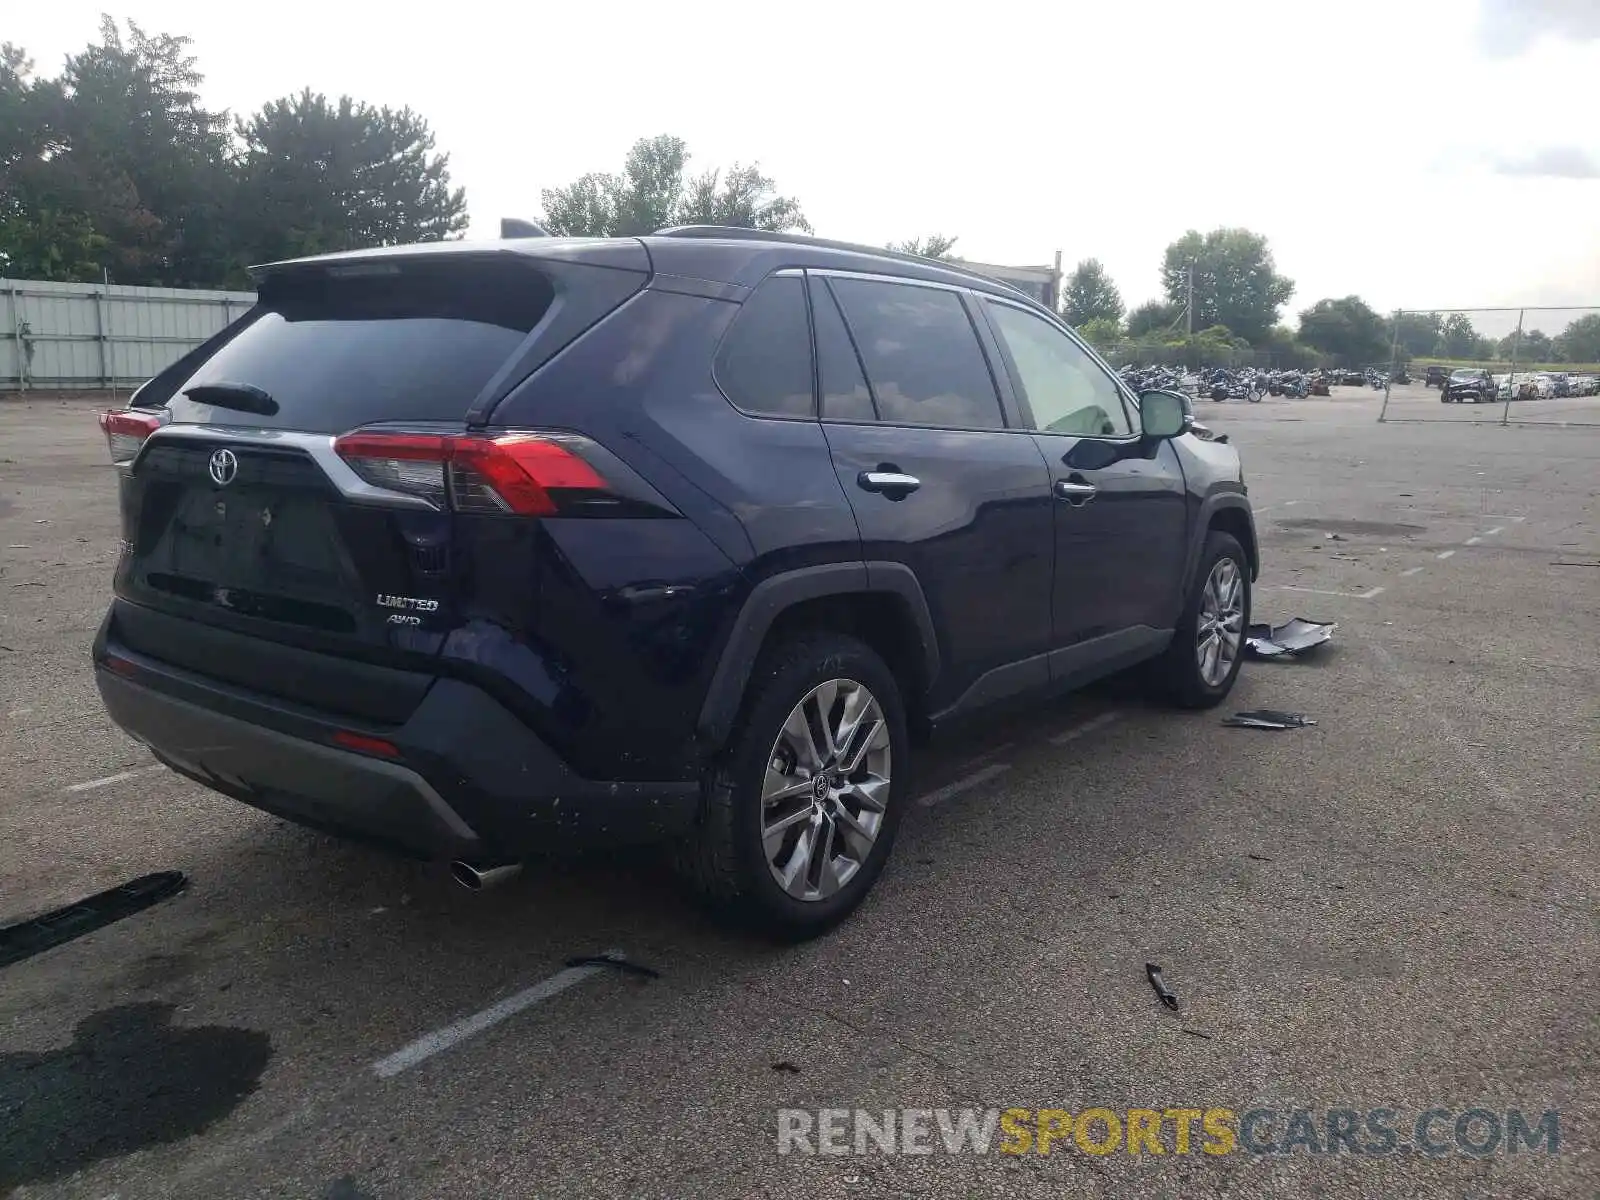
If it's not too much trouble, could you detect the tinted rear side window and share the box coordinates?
[165,257,553,432]
[713,275,814,418]
[828,278,1003,430]
[811,278,875,422]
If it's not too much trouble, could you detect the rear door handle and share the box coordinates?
[858,471,921,497]
[1054,479,1097,506]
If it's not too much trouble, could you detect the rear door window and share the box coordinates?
[827,277,1005,430]
[164,256,554,433]
[713,275,815,418]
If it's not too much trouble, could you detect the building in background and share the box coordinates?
[956,251,1062,310]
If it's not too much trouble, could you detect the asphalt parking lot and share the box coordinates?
[2,385,1596,1199]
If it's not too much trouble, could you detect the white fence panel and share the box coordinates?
[1,278,256,391]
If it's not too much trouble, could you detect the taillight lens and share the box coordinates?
[333,432,607,515]
[98,410,164,466]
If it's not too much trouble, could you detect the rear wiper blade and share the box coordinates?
[181,382,279,416]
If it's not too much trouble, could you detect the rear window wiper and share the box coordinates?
[181,382,279,416]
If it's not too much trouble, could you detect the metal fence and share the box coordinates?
[1376,306,1600,427]
[1,278,255,391]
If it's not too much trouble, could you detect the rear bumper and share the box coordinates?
[93,611,700,861]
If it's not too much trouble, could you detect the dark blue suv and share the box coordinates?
[92,227,1257,936]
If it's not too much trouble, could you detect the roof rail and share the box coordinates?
[651,225,1018,293]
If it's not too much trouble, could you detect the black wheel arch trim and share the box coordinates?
[696,561,940,749]
[1184,493,1259,597]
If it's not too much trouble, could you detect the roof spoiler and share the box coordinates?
[501,218,553,239]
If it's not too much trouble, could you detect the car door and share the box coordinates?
[811,271,1055,718]
[977,297,1188,676]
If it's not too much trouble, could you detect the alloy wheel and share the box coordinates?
[760,678,891,902]
[1196,558,1245,687]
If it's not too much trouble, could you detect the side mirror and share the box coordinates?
[1139,390,1188,439]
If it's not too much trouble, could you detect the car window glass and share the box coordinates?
[713,275,814,417]
[828,278,1004,430]
[985,301,1134,437]
[810,279,876,421]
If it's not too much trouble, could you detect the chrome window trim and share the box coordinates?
[808,267,972,295]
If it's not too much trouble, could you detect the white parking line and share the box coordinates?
[1483,526,1504,536]
[1465,536,1482,545]
[372,955,620,1078]
[1050,711,1123,745]
[954,741,1015,771]
[1437,550,1456,560]
[1273,585,1385,600]
[1400,566,1425,577]
[917,763,1011,807]
[63,765,164,793]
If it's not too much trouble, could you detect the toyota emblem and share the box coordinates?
[208,448,239,486]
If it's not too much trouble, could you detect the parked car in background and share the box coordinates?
[90,226,1258,937]
[1442,367,1496,403]
[1424,365,1450,388]
[1572,375,1599,396]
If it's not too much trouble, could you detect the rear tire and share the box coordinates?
[673,632,908,940]
[1145,531,1250,709]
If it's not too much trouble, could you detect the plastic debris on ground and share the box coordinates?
[1223,709,1317,730]
[1145,963,1179,1011]
[1245,617,1335,660]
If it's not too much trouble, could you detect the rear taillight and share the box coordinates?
[98,410,164,466]
[333,432,607,515]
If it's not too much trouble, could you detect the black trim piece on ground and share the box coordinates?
[0,872,187,970]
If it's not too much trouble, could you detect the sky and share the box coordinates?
[10,0,1600,323]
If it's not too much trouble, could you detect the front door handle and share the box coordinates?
[1054,479,1097,506]
[858,470,921,498]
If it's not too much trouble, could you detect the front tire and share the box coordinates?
[674,632,908,939]
[1146,531,1250,708]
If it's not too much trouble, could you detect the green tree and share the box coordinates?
[56,17,237,284]
[678,163,810,233]
[0,44,108,279]
[886,234,958,260]
[1060,258,1123,328]
[1556,313,1600,363]
[1126,299,1183,338]
[1260,325,1322,370]
[1297,296,1389,365]
[1440,312,1480,357]
[235,89,467,266]
[1392,311,1445,358]
[1160,228,1294,345]
[1496,328,1554,362]
[1077,316,1123,348]
[541,135,809,237]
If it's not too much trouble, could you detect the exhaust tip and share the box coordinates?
[449,860,523,891]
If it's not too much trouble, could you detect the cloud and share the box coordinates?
[1492,146,1600,179]
[1479,0,1600,56]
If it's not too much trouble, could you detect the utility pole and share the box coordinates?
[1185,263,1195,337]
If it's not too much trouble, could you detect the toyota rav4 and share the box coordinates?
[92,227,1257,937]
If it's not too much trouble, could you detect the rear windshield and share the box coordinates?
[162,256,554,432]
